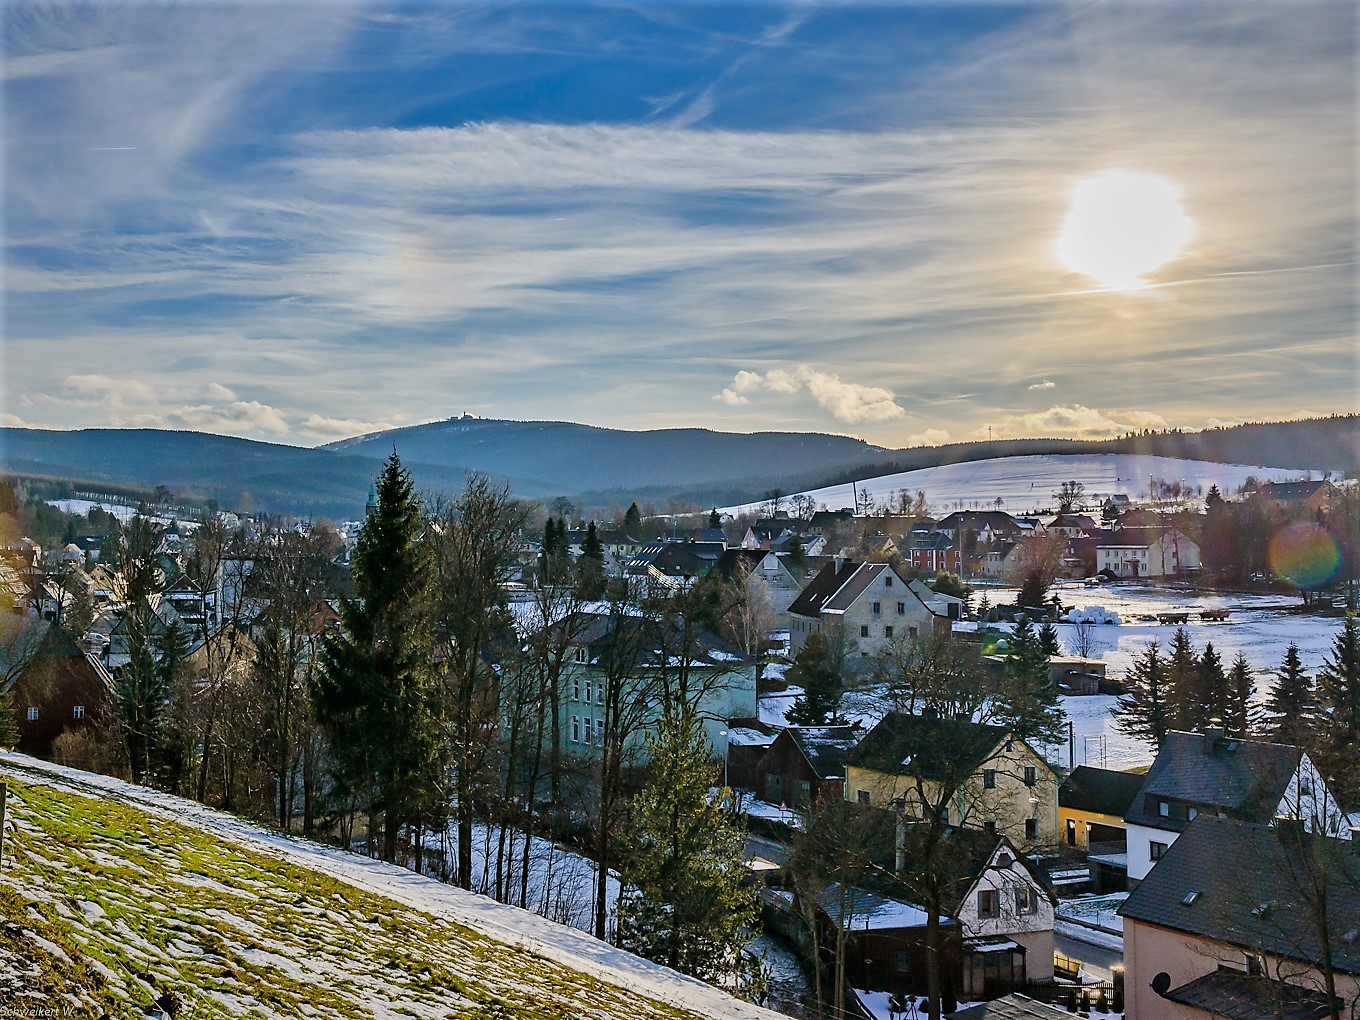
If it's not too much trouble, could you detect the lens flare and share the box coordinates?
[1268,522,1341,589]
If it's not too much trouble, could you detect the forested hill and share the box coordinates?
[0,415,1353,519]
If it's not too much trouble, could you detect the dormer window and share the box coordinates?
[1159,800,1170,817]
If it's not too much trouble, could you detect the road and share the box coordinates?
[1055,927,1124,982]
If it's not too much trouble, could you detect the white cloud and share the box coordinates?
[715,366,905,424]
[203,382,237,401]
[906,429,951,447]
[976,404,1168,439]
[65,373,156,405]
[298,414,395,441]
[1028,379,1056,391]
[163,401,290,436]
[0,413,36,428]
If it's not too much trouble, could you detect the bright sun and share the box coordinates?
[1057,170,1192,291]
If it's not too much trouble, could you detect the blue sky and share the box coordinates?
[3,1,1355,448]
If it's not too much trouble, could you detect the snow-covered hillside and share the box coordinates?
[0,753,783,1020]
[720,453,1320,516]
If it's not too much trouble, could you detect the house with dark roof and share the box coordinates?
[623,541,726,592]
[1119,815,1359,1020]
[1096,526,1200,579]
[711,548,806,625]
[1059,765,1146,892]
[946,994,1074,1019]
[754,725,861,808]
[1124,728,1351,885]
[787,559,946,661]
[1256,480,1340,513]
[2,621,114,766]
[845,712,1059,849]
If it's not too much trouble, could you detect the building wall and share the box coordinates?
[846,741,1059,850]
[1124,918,1360,1020]
[956,849,1056,977]
[753,733,842,808]
[1059,806,1127,850]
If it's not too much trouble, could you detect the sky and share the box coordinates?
[2,1,1356,450]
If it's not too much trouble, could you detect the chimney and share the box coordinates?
[833,554,844,573]
[1203,718,1225,755]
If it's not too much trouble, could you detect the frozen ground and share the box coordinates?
[719,453,1322,518]
[0,752,786,1020]
[46,497,191,529]
[1055,894,1128,935]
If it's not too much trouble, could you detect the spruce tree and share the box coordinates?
[1165,628,1200,731]
[313,453,444,864]
[624,501,643,536]
[1197,642,1228,727]
[1001,615,1063,745]
[581,521,605,562]
[1038,621,1061,658]
[1224,652,1255,738]
[786,631,843,725]
[1116,641,1170,749]
[616,709,756,982]
[708,508,721,530]
[1317,617,1360,808]
[1264,643,1318,748]
[112,515,169,785]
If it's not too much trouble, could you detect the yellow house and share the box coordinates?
[1057,764,1145,850]
[844,713,1059,849]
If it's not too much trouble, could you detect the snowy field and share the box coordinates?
[46,497,191,529]
[720,453,1323,517]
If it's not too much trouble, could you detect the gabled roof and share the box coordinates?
[783,725,860,780]
[1118,815,1360,975]
[567,610,750,669]
[712,548,768,582]
[1125,731,1301,830]
[1059,766,1146,818]
[815,883,943,931]
[947,993,1073,1019]
[1258,480,1334,502]
[846,712,1013,782]
[1161,968,1338,1020]
[822,562,893,613]
[786,559,864,618]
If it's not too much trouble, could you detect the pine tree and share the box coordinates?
[1197,642,1229,727]
[1038,621,1061,657]
[624,502,643,536]
[708,508,721,530]
[1001,615,1063,745]
[581,521,605,562]
[112,515,169,785]
[616,709,756,983]
[1116,641,1170,749]
[1016,571,1049,610]
[312,453,444,864]
[1165,628,1201,731]
[786,631,843,725]
[1224,652,1255,738]
[1264,643,1318,748]
[1316,617,1360,808]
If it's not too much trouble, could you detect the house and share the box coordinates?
[623,541,726,586]
[555,610,757,765]
[906,531,964,576]
[1119,815,1359,1020]
[2,621,115,764]
[808,510,855,536]
[1124,728,1351,886]
[565,528,643,575]
[1096,527,1200,579]
[724,723,777,790]
[845,713,1060,849]
[787,560,947,660]
[812,883,961,999]
[754,725,861,808]
[1255,479,1341,514]
[1059,765,1146,892]
[712,548,806,624]
[1044,514,1098,538]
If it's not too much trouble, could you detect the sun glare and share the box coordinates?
[1057,170,1192,291]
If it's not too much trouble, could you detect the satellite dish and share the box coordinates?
[1151,972,1172,997]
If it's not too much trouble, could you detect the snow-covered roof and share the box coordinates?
[815,883,947,931]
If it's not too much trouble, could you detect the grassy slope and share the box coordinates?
[0,774,729,1020]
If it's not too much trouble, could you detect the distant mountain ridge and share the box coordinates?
[1,415,1354,519]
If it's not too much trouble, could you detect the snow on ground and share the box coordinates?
[0,752,786,1020]
[745,932,812,1015]
[1055,894,1128,935]
[719,453,1322,519]
[46,498,192,529]
[1055,919,1125,955]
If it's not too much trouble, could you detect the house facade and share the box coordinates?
[1097,527,1200,579]
[754,725,860,808]
[845,713,1060,850]
[788,560,946,661]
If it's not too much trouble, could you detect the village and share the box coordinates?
[1,463,1357,1020]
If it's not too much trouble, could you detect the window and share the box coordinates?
[796,780,812,807]
[26,706,38,721]
[1158,800,1170,817]
[860,625,869,638]
[856,789,871,805]
[884,576,893,588]
[895,950,910,975]
[1025,817,1038,841]
[597,684,605,706]
[1016,886,1035,914]
[1066,819,1077,846]
[1024,766,1038,787]
[897,602,906,615]
[1187,807,1198,820]
[978,889,1000,918]
[574,646,588,663]
[1299,776,1314,795]
[909,627,918,639]
[573,678,581,701]
[872,601,881,614]
[983,769,997,789]
[594,719,605,747]
[73,705,85,720]
[884,626,893,639]
[571,716,581,743]
[1150,841,1168,861]
[585,679,593,704]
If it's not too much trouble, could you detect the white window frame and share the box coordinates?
[571,715,580,743]
[73,704,85,720]
[26,706,38,721]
